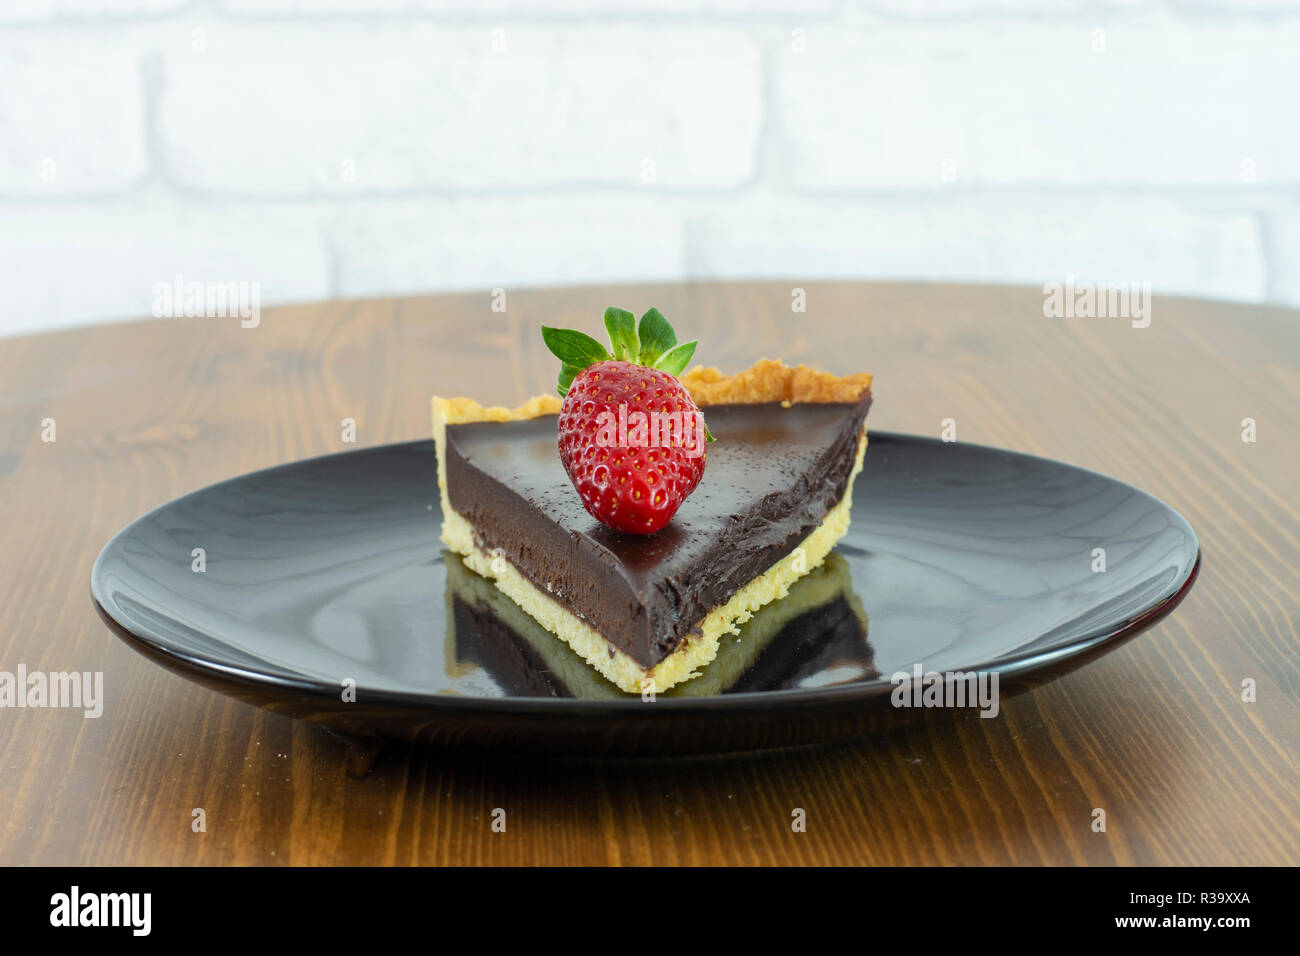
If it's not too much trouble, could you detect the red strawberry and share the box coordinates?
[542,308,713,535]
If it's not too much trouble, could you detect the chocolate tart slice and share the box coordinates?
[432,358,873,694]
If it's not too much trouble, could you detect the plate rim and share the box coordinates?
[91,432,1202,716]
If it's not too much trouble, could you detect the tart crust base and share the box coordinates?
[431,358,872,694]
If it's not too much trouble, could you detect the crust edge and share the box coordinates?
[433,358,872,425]
[681,358,873,407]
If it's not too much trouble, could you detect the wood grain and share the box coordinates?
[0,282,1296,865]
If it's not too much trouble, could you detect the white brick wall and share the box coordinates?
[776,20,1300,188]
[156,27,763,194]
[0,1,187,24]
[0,2,1297,337]
[333,197,686,299]
[0,193,331,331]
[0,46,148,196]
[689,195,1270,303]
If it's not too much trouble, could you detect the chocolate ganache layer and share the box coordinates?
[442,397,871,668]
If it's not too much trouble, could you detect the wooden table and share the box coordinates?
[1,282,1296,866]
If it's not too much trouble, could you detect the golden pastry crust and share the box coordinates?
[433,393,562,426]
[434,358,872,425]
[681,358,873,407]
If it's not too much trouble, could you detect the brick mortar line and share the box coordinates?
[3,184,1297,205]
[6,2,1300,32]
[0,3,843,33]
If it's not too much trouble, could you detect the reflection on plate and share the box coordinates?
[447,550,876,699]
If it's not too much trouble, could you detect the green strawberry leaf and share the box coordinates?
[557,362,582,397]
[541,327,610,369]
[604,308,639,362]
[652,339,697,377]
[637,308,677,365]
[541,309,702,398]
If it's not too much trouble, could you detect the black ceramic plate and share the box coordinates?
[92,434,1199,756]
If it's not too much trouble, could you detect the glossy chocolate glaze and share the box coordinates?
[444,397,871,668]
